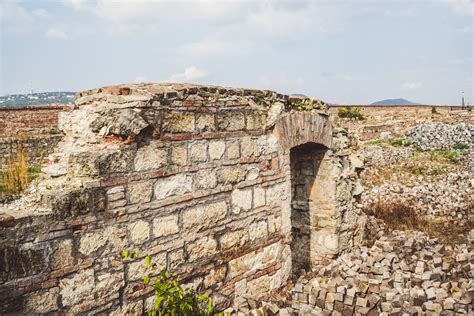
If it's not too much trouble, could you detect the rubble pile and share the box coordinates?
[232,231,473,315]
[406,123,473,150]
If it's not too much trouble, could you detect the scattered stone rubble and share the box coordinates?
[233,230,473,315]
[406,123,473,150]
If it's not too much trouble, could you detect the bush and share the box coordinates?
[338,106,365,120]
[366,139,383,146]
[431,107,439,114]
[453,143,469,150]
[388,138,411,147]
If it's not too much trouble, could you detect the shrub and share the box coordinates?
[338,106,365,120]
[453,143,469,150]
[366,139,383,146]
[431,107,439,114]
[388,137,411,147]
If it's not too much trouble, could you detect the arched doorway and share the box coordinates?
[290,142,332,274]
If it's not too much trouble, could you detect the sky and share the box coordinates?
[0,0,473,105]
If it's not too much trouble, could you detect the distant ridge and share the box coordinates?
[0,91,75,106]
[291,93,309,98]
[370,98,417,105]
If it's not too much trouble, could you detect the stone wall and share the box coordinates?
[0,83,363,314]
[0,135,63,170]
[0,105,63,136]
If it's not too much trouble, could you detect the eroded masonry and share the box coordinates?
[0,83,365,314]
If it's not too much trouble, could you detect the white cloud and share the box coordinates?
[180,38,256,57]
[435,0,474,16]
[32,8,50,18]
[62,0,94,12]
[457,26,474,33]
[169,66,208,82]
[401,81,422,90]
[46,27,70,40]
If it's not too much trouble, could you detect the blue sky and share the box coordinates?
[1,0,472,104]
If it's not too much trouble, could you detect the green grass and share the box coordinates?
[388,137,411,147]
[453,143,469,150]
[367,139,383,146]
[0,165,42,195]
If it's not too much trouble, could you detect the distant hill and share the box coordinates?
[0,91,75,107]
[291,93,309,98]
[370,98,417,105]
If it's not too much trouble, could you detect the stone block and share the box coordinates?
[196,113,215,132]
[253,187,266,208]
[209,140,226,160]
[249,220,268,241]
[182,200,227,229]
[163,111,195,133]
[246,112,265,130]
[154,174,193,200]
[220,229,248,250]
[187,237,217,262]
[217,112,245,131]
[217,166,246,185]
[153,215,179,237]
[24,287,59,313]
[231,188,253,214]
[128,181,153,204]
[129,220,150,244]
[241,136,258,157]
[170,143,188,166]
[51,239,73,270]
[193,169,217,190]
[134,142,168,171]
[226,140,240,159]
[60,269,95,306]
[189,141,208,163]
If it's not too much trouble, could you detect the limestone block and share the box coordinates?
[226,140,240,159]
[220,229,248,250]
[90,108,149,137]
[134,142,168,171]
[128,181,153,204]
[228,251,263,279]
[187,236,217,262]
[189,141,208,163]
[110,300,144,316]
[193,169,217,190]
[196,113,216,132]
[163,111,195,133]
[182,201,227,229]
[246,112,265,130]
[253,187,266,208]
[24,287,59,313]
[217,166,245,185]
[171,144,188,166]
[234,279,248,296]
[203,266,227,288]
[154,174,193,200]
[240,136,257,157]
[249,220,268,241]
[60,269,95,306]
[209,140,225,160]
[79,226,128,255]
[266,182,290,206]
[217,112,245,131]
[153,215,179,237]
[95,271,124,302]
[231,188,253,214]
[312,229,338,253]
[129,220,150,244]
[168,249,185,269]
[51,239,73,270]
[97,148,135,175]
[265,102,284,128]
[247,275,271,296]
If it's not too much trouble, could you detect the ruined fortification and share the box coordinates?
[0,83,364,314]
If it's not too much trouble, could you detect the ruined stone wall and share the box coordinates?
[0,135,63,170]
[0,83,362,315]
[0,105,63,136]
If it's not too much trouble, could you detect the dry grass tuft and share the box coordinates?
[2,148,30,194]
[366,200,472,246]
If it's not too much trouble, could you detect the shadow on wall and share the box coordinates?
[290,142,327,276]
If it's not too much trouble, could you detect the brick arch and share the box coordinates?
[272,112,332,152]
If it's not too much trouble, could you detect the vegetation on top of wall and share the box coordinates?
[337,106,365,120]
[388,137,411,147]
[288,98,327,112]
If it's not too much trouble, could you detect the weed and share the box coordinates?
[2,148,30,194]
[366,139,383,146]
[338,106,365,120]
[453,143,469,150]
[388,138,411,147]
